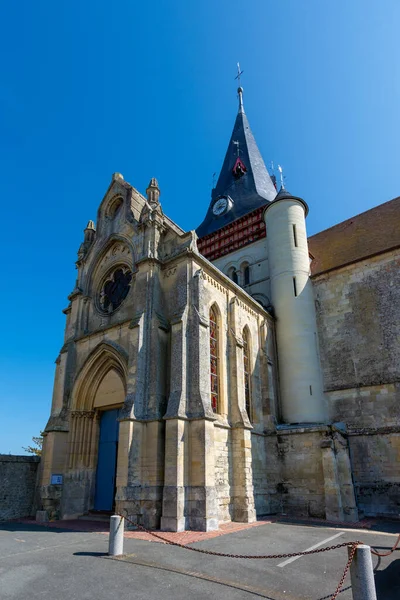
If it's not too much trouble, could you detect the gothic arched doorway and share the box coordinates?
[66,344,127,517]
[92,368,125,510]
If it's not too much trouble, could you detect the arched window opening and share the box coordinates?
[243,265,250,286]
[243,328,252,421]
[107,196,123,219]
[209,305,220,414]
[227,267,238,284]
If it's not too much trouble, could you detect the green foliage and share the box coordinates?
[23,431,44,456]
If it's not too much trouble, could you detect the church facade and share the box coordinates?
[38,87,400,529]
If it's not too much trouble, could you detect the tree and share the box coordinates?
[23,432,44,456]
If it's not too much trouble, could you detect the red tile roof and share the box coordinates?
[308,196,400,276]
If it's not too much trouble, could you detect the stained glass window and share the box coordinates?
[243,328,252,421]
[209,306,219,414]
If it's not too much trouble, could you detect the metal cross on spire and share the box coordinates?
[235,62,244,87]
[235,63,244,112]
[233,140,241,156]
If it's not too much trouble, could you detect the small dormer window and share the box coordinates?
[232,158,247,180]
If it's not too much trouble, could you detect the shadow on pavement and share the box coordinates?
[0,519,109,534]
[74,551,108,557]
[116,555,282,600]
[374,558,400,600]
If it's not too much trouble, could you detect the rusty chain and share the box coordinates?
[330,542,357,600]
[370,532,400,557]
[117,514,364,600]
[116,514,399,598]
[118,513,360,559]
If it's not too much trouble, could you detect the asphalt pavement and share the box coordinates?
[0,520,398,599]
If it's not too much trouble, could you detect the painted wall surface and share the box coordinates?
[0,455,40,521]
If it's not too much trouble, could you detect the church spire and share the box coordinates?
[196,82,277,238]
[238,86,244,114]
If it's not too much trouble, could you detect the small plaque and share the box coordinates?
[51,474,63,485]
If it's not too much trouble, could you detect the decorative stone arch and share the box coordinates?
[251,293,271,311]
[84,235,135,298]
[72,342,128,411]
[241,261,251,286]
[104,194,124,219]
[67,342,128,474]
[227,265,239,284]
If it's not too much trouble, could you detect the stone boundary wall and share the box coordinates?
[0,455,40,521]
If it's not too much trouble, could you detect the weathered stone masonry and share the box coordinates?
[313,247,400,516]
[0,455,40,521]
[37,88,400,528]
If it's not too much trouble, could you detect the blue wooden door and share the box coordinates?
[94,409,120,511]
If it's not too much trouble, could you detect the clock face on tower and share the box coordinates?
[212,196,229,216]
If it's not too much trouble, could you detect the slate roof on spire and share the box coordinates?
[196,88,277,238]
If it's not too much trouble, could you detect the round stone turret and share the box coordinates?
[264,188,327,424]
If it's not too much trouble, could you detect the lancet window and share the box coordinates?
[209,305,220,413]
[243,265,250,285]
[243,328,252,421]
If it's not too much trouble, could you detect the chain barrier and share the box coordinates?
[116,514,364,600]
[116,513,399,598]
[370,532,400,557]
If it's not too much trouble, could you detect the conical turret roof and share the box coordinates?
[196,88,277,237]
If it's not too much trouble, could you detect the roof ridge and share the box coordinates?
[310,195,400,239]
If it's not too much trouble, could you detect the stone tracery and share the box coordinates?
[99,266,132,313]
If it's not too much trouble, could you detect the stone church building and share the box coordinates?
[38,87,400,530]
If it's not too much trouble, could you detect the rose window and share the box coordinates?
[99,267,132,313]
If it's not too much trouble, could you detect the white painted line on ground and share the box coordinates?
[277,531,345,568]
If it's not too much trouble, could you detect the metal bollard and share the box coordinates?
[348,544,377,600]
[109,515,124,556]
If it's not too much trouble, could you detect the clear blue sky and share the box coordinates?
[1,1,399,454]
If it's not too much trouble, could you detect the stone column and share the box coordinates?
[187,419,218,531]
[164,309,187,419]
[115,418,144,523]
[161,309,188,531]
[67,411,98,469]
[61,411,99,518]
[321,438,344,521]
[231,427,256,522]
[334,432,359,522]
[228,297,256,523]
[161,418,187,531]
[187,271,215,420]
[116,313,147,524]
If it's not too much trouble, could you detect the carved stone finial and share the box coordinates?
[146,178,160,206]
[112,172,124,181]
[83,219,96,247]
[85,220,96,232]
